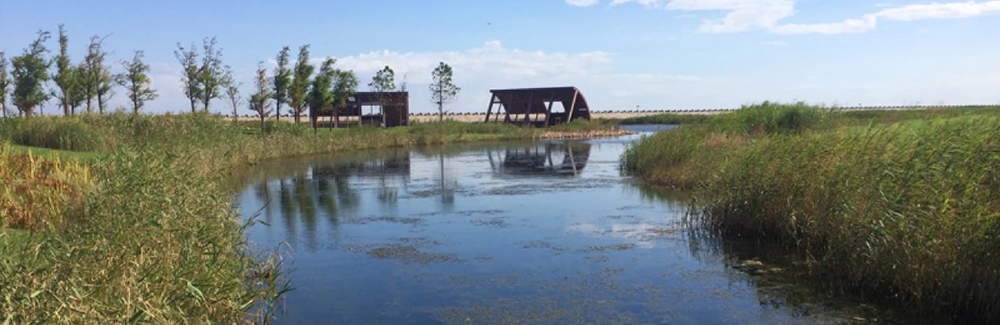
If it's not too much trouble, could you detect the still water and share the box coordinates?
[233,125,919,325]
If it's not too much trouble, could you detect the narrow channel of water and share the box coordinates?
[233,125,940,325]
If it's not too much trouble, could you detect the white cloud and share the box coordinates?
[565,0,601,6]
[874,1,1000,20]
[769,15,878,34]
[567,0,1000,35]
[329,41,715,113]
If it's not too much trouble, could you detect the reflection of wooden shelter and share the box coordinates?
[312,92,409,128]
[484,87,591,127]
[488,142,591,177]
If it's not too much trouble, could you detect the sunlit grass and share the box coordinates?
[623,103,1000,322]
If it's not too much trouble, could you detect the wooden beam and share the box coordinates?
[566,89,579,122]
[485,93,496,123]
[523,91,535,124]
[544,91,556,127]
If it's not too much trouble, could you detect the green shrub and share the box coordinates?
[710,101,828,135]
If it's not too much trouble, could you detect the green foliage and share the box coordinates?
[261,120,310,136]
[2,116,107,151]
[309,58,336,119]
[198,37,224,112]
[289,45,314,123]
[116,50,158,113]
[617,114,709,125]
[272,46,292,117]
[332,69,358,111]
[369,65,396,93]
[11,30,52,117]
[709,101,828,135]
[81,35,114,114]
[174,41,202,112]
[430,61,460,121]
[52,24,80,116]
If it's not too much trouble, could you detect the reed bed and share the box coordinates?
[623,103,1000,322]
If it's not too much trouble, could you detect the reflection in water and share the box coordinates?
[233,136,939,325]
[488,142,591,177]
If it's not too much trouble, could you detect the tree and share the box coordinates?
[174,42,201,112]
[11,30,52,117]
[116,50,157,113]
[272,46,291,121]
[308,58,336,131]
[198,37,224,112]
[368,65,395,126]
[0,52,10,118]
[222,65,241,123]
[81,35,114,114]
[331,69,358,129]
[289,45,314,124]
[430,62,460,122]
[52,24,79,116]
[249,62,273,128]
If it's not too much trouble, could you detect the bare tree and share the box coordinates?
[272,46,291,120]
[249,62,273,128]
[430,62,460,121]
[11,30,52,117]
[222,65,242,123]
[0,52,10,118]
[174,42,201,112]
[289,45,314,124]
[198,37,224,112]
[116,50,157,113]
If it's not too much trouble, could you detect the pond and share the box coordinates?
[233,125,941,325]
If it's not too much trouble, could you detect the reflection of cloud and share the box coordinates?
[568,222,677,248]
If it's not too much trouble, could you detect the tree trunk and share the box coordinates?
[190,99,197,113]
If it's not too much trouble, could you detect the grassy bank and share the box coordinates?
[623,103,1000,323]
[0,113,620,323]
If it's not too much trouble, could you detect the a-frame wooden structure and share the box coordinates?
[484,87,591,127]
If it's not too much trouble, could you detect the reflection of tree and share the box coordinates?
[278,179,297,242]
[489,142,591,177]
[437,154,456,211]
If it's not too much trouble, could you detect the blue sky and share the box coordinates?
[2,0,1000,114]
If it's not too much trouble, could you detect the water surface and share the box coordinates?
[234,125,927,324]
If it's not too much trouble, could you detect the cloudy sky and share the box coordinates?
[2,0,999,114]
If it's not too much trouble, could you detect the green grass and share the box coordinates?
[623,103,1000,323]
[613,114,710,125]
[7,144,102,161]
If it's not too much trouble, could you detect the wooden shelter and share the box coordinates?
[311,91,409,128]
[484,87,592,127]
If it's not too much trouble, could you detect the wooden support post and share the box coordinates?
[566,89,579,122]
[544,92,556,127]
[504,93,514,124]
[523,91,535,125]
[485,94,496,123]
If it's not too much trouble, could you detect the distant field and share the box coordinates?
[231,105,990,124]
